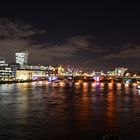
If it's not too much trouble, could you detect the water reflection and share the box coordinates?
[106,85,116,134]
[82,82,88,93]
[116,83,122,89]
[0,81,140,139]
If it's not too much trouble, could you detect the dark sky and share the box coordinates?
[0,1,140,72]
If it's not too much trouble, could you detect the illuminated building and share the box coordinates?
[0,66,15,81]
[16,70,32,81]
[107,71,115,76]
[32,70,46,80]
[16,69,47,81]
[115,67,127,77]
[65,67,73,76]
[58,65,64,76]
[0,57,15,81]
[45,65,57,77]
[15,50,28,66]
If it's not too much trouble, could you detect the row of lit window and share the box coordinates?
[0,70,12,72]
[0,73,14,75]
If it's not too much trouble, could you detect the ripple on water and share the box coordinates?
[0,82,140,139]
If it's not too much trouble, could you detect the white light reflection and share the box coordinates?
[38,81,43,85]
[45,81,51,85]
[69,82,73,87]
[59,81,65,87]
[124,82,129,95]
[124,83,129,88]
[91,82,96,88]
[138,90,140,95]
[116,83,122,89]
[108,82,113,89]
[83,82,88,87]
[82,82,88,93]
[100,82,105,88]
[75,82,80,86]
[31,81,36,85]
[0,84,13,95]
[132,83,137,87]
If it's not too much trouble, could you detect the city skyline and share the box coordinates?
[0,2,140,71]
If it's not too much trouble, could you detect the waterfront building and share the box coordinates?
[0,58,15,81]
[107,71,116,76]
[16,70,32,81]
[57,65,65,76]
[16,69,47,81]
[46,65,58,77]
[32,70,46,80]
[115,67,127,77]
[0,66,15,81]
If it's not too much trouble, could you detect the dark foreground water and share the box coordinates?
[0,81,140,140]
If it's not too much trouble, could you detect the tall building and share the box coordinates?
[15,50,28,66]
[0,57,5,66]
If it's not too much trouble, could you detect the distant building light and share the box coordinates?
[15,50,28,66]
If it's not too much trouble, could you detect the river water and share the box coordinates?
[0,81,140,140]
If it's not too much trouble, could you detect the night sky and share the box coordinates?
[0,1,140,72]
